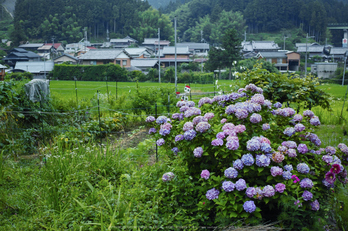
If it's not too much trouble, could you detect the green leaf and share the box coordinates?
[230,211,238,218]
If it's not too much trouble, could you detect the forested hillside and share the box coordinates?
[10,0,348,46]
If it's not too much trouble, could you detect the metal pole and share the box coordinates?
[97,90,102,146]
[305,33,308,77]
[158,28,161,84]
[175,16,177,92]
[342,56,347,86]
[74,76,78,106]
[105,76,109,103]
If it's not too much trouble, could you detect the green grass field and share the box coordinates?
[317,83,348,99]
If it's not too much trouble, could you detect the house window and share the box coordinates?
[122,60,127,66]
[90,61,96,65]
[277,58,283,63]
[116,60,121,65]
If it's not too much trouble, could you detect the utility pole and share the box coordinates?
[305,33,308,77]
[283,36,288,50]
[158,28,161,83]
[175,17,177,91]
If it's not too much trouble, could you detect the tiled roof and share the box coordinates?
[45,43,62,49]
[131,59,158,67]
[79,49,126,60]
[15,61,54,73]
[54,53,78,61]
[297,46,324,53]
[330,47,348,55]
[163,46,190,55]
[258,51,287,58]
[177,43,209,50]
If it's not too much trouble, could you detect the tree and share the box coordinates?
[205,46,224,78]
[221,28,242,80]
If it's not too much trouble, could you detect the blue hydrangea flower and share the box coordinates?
[224,167,238,178]
[243,200,256,213]
[284,165,293,172]
[282,171,292,180]
[256,154,270,167]
[233,159,244,170]
[184,129,197,141]
[222,181,235,192]
[241,154,254,166]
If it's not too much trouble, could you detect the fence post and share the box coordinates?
[340,83,348,124]
[97,90,102,147]
[105,76,109,103]
[74,76,78,106]
[116,77,118,100]
[155,103,158,162]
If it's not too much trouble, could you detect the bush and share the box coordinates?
[146,83,348,228]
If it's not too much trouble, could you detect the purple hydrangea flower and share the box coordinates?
[171,147,179,154]
[222,123,235,131]
[297,163,310,174]
[235,125,246,133]
[302,190,313,201]
[221,118,227,124]
[287,148,297,158]
[192,116,208,125]
[235,109,249,119]
[157,138,165,146]
[294,123,305,132]
[256,154,271,167]
[198,97,212,107]
[273,102,282,108]
[172,113,184,120]
[284,165,293,171]
[271,166,283,177]
[180,106,189,112]
[224,167,238,178]
[307,133,321,146]
[310,116,321,126]
[156,116,168,124]
[293,114,303,122]
[175,134,184,142]
[201,169,210,180]
[300,178,314,189]
[184,129,197,141]
[212,139,224,146]
[162,172,175,182]
[263,185,275,197]
[261,143,272,154]
[252,103,262,112]
[224,129,237,136]
[176,101,186,107]
[216,132,226,139]
[186,101,195,107]
[196,122,211,133]
[148,128,156,134]
[183,122,194,131]
[284,127,296,137]
[235,179,247,191]
[241,154,254,166]
[243,201,256,213]
[272,152,285,163]
[222,181,235,192]
[145,116,155,122]
[226,139,239,150]
[310,200,320,211]
[297,144,308,154]
[204,113,215,120]
[275,183,286,193]
[303,110,315,118]
[206,188,220,200]
[325,146,336,155]
[283,141,297,149]
[262,123,270,130]
[251,94,265,105]
[246,187,257,198]
[159,128,170,136]
[278,146,288,152]
[160,122,172,130]
[247,138,261,151]
[193,147,203,158]
[184,107,201,118]
[250,113,262,123]
[322,179,334,188]
[233,159,244,170]
[283,171,292,180]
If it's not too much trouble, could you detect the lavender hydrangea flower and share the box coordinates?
[226,139,239,150]
[263,185,275,197]
[310,200,320,211]
[176,101,185,107]
[206,188,219,200]
[294,123,305,132]
[201,169,210,180]
[162,172,175,182]
[224,167,238,178]
[272,152,285,163]
[222,181,235,192]
[184,129,197,141]
[271,166,283,177]
[157,138,165,146]
[303,110,315,118]
[216,132,226,139]
[297,163,310,174]
[275,183,286,193]
[160,122,172,130]
[287,149,297,158]
[310,116,321,126]
[145,116,155,122]
[283,171,292,180]
[247,138,261,151]
[262,123,270,130]
[251,94,265,105]
[159,128,170,136]
[184,107,201,118]
[297,144,308,154]
[273,102,282,108]
[172,113,183,120]
[193,147,203,158]
[212,139,224,146]
[243,201,256,213]
[186,101,195,107]
[256,154,271,167]
[235,125,246,133]
[198,97,212,107]
[322,179,334,188]
[241,154,254,166]
[250,113,262,123]
[233,159,244,170]
[246,187,257,198]
[171,147,179,154]
[180,106,189,112]
[148,128,156,134]
[261,143,272,153]
[235,179,247,191]
[252,103,262,112]
[284,127,296,137]
[283,141,297,149]
[278,146,287,152]
[222,123,235,131]
[300,178,314,189]
[221,118,227,124]
[183,122,194,131]
[175,134,184,142]
[196,122,211,133]
[293,114,303,122]
[225,105,234,115]
[325,146,336,155]
[302,190,313,201]
[204,113,215,120]
[156,116,168,124]
[192,116,208,125]
[284,165,293,172]
[235,109,249,119]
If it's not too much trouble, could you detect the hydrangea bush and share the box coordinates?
[146,84,348,225]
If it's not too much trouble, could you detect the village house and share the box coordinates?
[311,62,338,78]
[14,61,54,79]
[78,49,132,67]
[130,58,159,72]
[3,48,41,68]
[110,36,138,48]
[297,44,324,58]
[18,43,44,51]
[257,51,301,72]
[142,38,170,52]
[124,47,153,58]
[241,41,280,53]
[159,46,191,67]
[176,42,210,55]
[54,53,79,64]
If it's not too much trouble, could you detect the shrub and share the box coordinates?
[146,83,348,228]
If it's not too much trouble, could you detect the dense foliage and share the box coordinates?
[147,83,348,228]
